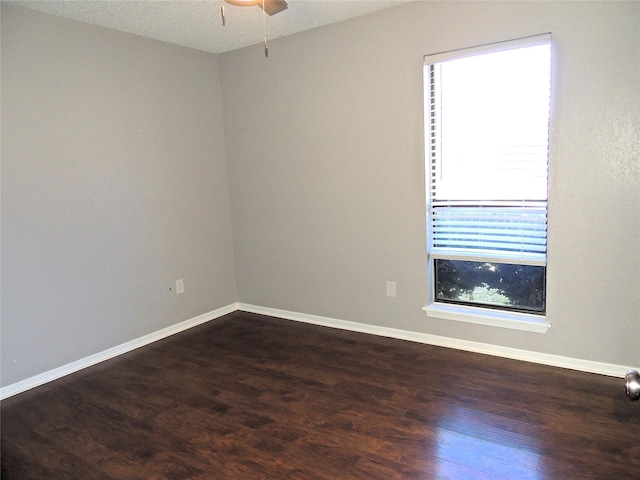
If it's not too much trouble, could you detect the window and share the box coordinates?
[424,34,552,331]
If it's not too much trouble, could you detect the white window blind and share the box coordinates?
[425,34,551,267]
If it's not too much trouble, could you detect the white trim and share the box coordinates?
[423,302,551,333]
[0,303,239,400]
[238,303,634,378]
[3,302,633,400]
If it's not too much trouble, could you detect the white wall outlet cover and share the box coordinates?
[386,281,396,298]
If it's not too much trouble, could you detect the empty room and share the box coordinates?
[2,0,639,478]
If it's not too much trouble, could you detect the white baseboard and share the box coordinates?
[3,301,633,400]
[0,303,239,400]
[238,303,636,378]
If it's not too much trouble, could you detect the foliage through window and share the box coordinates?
[425,34,551,315]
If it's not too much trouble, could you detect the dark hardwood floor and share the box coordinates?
[2,311,639,479]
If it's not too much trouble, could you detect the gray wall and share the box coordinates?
[1,5,237,386]
[2,1,639,388]
[219,1,639,366]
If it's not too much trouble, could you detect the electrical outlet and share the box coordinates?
[386,281,396,298]
[176,279,185,295]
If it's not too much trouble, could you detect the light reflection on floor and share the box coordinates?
[435,406,542,479]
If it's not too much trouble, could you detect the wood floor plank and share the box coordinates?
[3,311,639,479]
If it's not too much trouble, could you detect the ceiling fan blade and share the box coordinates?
[259,0,288,16]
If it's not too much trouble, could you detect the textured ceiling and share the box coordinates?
[7,0,416,54]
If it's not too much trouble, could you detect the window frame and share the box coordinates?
[423,34,552,333]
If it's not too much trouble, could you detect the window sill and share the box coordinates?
[423,303,550,333]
